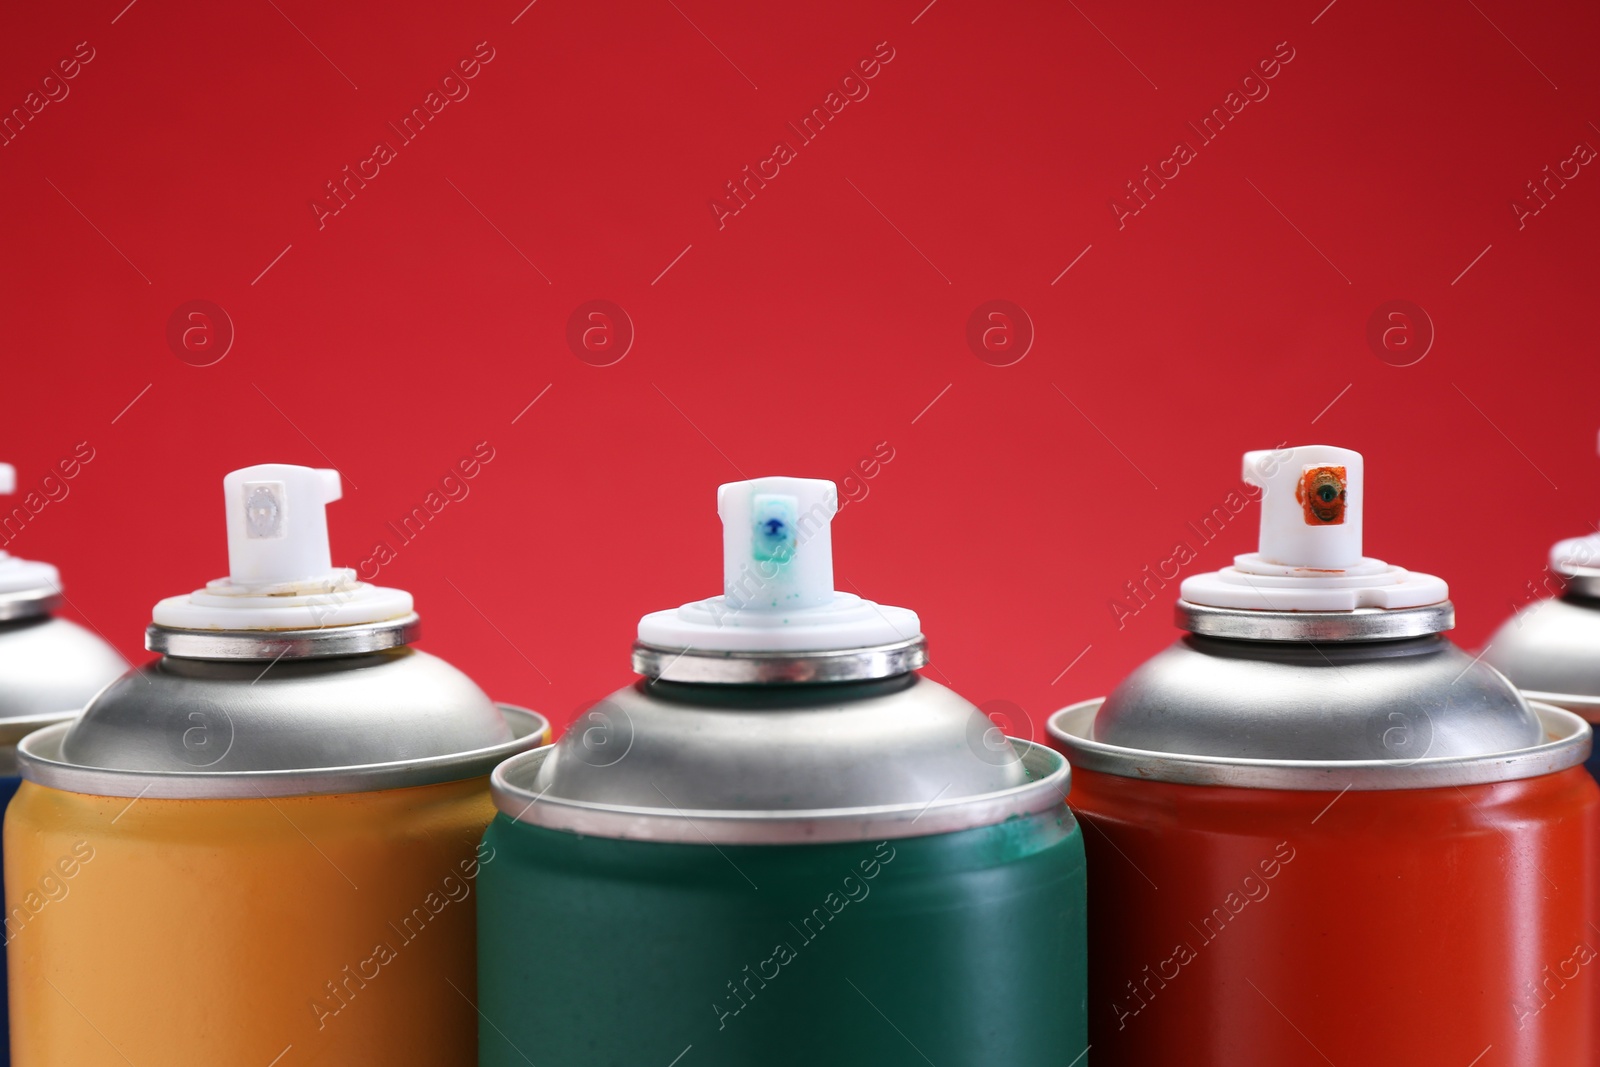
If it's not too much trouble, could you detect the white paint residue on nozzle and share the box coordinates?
[150,464,412,632]
[0,463,64,598]
[1181,444,1448,612]
[637,475,920,652]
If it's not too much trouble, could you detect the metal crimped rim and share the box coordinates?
[146,614,420,660]
[491,738,1069,844]
[631,637,928,684]
[0,709,77,749]
[0,587,61,624]
[1519,689,1600,722]
[1046,698,1589,791]
[16,704,548,799]
[1177,600,1455,642]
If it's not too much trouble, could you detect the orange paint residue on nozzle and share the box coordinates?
[1296,465,1347,525]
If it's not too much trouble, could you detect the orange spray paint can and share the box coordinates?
[4,464,544,1066]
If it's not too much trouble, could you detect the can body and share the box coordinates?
[1583,728,1600,781]
[5,776,498,1066]
[0,773,20,1067]
[477,807,1088,1066]
[1068,764,1600,1065]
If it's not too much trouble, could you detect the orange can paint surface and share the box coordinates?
[1070,765,1600,1066]
[5,777,499,1067]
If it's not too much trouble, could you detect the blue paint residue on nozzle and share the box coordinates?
[750,494,797,564]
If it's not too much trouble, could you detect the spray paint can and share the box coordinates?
[1484,430,1600,779]
[0,463,126,1064]
[1048,444,1599,1065]
[477,476,1087,1067]
[5,464,545,1066]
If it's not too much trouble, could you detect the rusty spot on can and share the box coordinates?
[1296,465,1347,525]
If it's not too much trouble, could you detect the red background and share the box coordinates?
[1,0,1596,739]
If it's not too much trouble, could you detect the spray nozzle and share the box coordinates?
[636,475,919,653]
[223,465,345,588]
[149,463,412,633]
[1182,444,1447,612]
[718,477,837,612]
[0,462,63,598]
[1241,445,1364,570]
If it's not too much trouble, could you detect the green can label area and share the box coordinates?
[750,494,797,563]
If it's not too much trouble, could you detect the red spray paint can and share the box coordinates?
[1048,444,1599,1066]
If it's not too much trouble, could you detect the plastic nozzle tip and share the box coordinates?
[1243,445,1364,571]
[718,477,837,612]
[222,464,343,586]
[0,465,13,496]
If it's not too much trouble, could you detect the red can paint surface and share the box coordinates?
[1068,766,1600,1066]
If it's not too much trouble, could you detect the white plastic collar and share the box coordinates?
[150,464,413,631]
[636,476,921,652]
[1180,445,1448,612]
[1552,533,1600,576]
[0,463,62,597]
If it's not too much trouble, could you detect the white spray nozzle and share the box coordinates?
[636,475,920,653]
[223,465,344,587]
[1242,445,1363,570]
[1182,444,1447,612]
[149,462,413,633]
[0,462,63,596]
[719,477,837,612]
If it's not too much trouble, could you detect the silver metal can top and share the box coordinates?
[0,615,127,753]
[495,473,1068,844]
[1093,627,1544,762]
[0,483,128,750]
[493,673,1065,844]
[1476,429,1600,716]
[19,644,538,797]
[1483,593,1600,718]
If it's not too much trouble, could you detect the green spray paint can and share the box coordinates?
[477,476,1087,1067]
